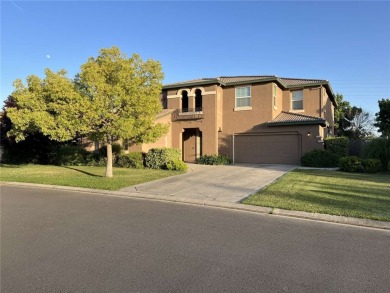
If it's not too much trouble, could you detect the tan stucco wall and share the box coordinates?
[282,87,323,117]
[221,83,274,134]
[128,112,172,153]
[135,81,334,162]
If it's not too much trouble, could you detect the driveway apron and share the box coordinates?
[120,164,296,203]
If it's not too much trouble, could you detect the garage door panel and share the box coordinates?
[234,134,300,164]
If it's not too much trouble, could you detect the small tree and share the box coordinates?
[7,47,168,177]
[76,47,168,177]
[375,98,390,138]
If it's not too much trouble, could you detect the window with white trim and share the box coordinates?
[291,90,303,110]
[235,86,251,107]
[273,84,277,107]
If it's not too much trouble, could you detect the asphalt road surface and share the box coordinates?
[1,186,389,292]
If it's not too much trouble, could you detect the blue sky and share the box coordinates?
[1,1,389,116]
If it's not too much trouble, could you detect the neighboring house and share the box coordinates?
[130,75,337,164]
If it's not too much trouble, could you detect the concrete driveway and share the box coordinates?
[120,164,296,203]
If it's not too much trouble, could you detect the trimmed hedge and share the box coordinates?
[362,159,382,173]
[98,143,123,158]
[85,152,107,166]
[339,156,363,172]
[115,152,144,169]
[324,137,349,157]
[145,148,181,169]
[300,150,339,167]
[197,154,232,165]
[51,145,88,166]
[166,159,188,171]
[363,138,390,171]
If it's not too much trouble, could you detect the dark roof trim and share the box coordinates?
[267,119,328,127]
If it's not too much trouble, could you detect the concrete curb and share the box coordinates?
[2,181,389,231]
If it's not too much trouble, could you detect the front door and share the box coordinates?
[182,128,201,163]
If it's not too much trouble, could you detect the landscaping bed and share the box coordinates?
[0,164,183,190]
[243,169,390,221]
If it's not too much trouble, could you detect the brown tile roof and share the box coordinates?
[163,75,328,88]
[267,111,327,127]
[163,75,336,107]
[278,77,328,87]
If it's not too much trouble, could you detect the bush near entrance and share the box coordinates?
[197,154,232,165]
[145,148,182,169]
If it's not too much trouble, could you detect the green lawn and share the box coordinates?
[0,164,183,190]
[243,169,390,221]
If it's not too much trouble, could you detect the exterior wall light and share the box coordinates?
[307,132,311,137]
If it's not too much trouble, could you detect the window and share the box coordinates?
[273,84,277,108]
[195,89,202,111]
[291,90,303,110]
[235,86,251,108]
[181,90,189,112]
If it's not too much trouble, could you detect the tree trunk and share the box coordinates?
[105,143,113,178]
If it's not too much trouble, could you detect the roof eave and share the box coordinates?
[162,79,220,90]
[267,120,327,127]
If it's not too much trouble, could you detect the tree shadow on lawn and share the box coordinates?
[295,169,390,184]
[62,166,103,177]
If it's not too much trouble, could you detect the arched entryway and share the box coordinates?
[182,128,202,162]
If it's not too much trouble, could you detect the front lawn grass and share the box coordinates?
[243,169,390,221]
[0,164,183,190]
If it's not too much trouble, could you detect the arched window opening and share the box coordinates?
[195,89,202,111]
[182,90,189,112]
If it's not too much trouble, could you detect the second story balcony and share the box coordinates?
[172,107,204,121]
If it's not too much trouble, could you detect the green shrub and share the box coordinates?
[339,156,363,172]
[197,154,232,165]
[364,138,390,171]
[145,148,181,169]
[300,150,339,167]
[85,152,107,166]
[324,137,349,157]
[98,143,123,158]
[166,159,188,171]
[115,152,144,169]
[362,159,382,173]
[51,145,88,166]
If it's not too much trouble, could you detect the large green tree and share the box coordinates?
[374,98,390,137]
[8,47,168,177]
[7,68,89,141]
[76,47,168,177]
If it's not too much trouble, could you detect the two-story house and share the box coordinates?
[129,76,337,165]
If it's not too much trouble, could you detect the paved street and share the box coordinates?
[120,163,295,203]
[1,186,390,293]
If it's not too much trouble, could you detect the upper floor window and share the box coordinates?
[291,90,303,110]
[182,90,189,112]
[273,84,277,108]
[235,86,251,108]
[195,89,202,111]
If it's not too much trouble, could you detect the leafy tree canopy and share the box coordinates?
[374,98,390,138]
[6,46,168,177]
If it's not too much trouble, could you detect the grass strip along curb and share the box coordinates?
[2,182,389,231]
